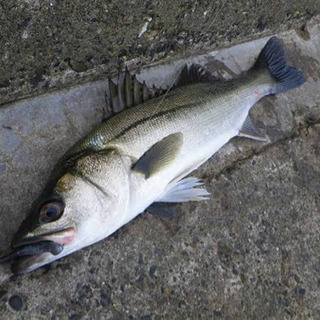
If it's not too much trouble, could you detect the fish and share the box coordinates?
[0,37,305,274]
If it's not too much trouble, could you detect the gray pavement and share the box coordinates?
[0,6,320,320]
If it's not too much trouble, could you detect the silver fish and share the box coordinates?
[0,37,305,274]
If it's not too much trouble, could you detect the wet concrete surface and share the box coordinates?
[1,9,320,320]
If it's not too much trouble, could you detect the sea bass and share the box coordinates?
[0,37,305,274]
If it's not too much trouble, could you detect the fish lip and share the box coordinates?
[11,252,51,275]
[12,227,75,248]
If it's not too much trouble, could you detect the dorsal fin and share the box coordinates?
[106,69,165,118]
[175,63,217,87]
[105,64,215,120]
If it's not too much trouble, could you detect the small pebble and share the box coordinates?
[0,163,7,174]
[149,265,157,278]
[213,309,222,316]
[0,290,7,300]
[257,20,267,32]
[140,316,152,320]
[298,288,306,296]
[232,265,239,275]
[8,295,23,311]
[100,292,110,308]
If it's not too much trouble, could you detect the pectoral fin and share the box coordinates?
[132,133,183,178]
[238,115,269,142]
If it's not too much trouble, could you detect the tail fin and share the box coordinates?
[256,37,305,94]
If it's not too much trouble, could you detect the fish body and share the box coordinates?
[78,72,270,216]
[0,37,305,273]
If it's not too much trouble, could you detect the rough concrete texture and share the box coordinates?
[0,0,319,106]
[1,6,320,320]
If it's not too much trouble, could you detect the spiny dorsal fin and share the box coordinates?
[175,63,216,87]
[238,115,269,142]
[132,133,183,179]
[105,64,215,120]
[106,69,165,118]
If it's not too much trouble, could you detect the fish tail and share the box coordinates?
[256,37,305,94]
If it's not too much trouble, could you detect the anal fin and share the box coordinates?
[238,115,270,142]
[157,177,210,203]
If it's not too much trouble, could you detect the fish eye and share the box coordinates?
[39,202,64,223]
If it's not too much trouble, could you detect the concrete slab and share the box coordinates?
[0,0,318,106]
[0,17,320,319]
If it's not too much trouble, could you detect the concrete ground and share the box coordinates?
[1,1,320,319]
[0,0,319,106]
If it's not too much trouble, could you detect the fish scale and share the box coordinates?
[78,71,270,161]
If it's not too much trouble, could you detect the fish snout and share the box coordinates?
[0,227,76,274]
[0,240,64,274]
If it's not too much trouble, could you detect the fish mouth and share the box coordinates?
[12,227,75,247]
[0,227,75,274]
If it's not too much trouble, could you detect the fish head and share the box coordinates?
[10,150,131,274]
